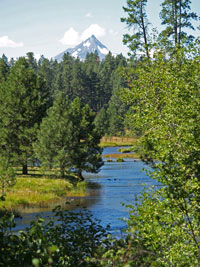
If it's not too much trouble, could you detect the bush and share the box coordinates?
[116,158,124,162]
[0,206,109,266]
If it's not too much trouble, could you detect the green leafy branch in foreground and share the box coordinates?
[0,206,109,267]
[120,40,200,265]
[1,188,198,267]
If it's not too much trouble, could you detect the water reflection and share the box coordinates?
[14,147,159,233]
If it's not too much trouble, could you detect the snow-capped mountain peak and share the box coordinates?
[54,35,110,62]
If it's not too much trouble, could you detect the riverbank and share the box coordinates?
[100,136,138,147]
[102,141,140,159]
[103,153,139,159]
[0,168,88,211]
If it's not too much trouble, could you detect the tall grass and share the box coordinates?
[100,136,138,147]
[0,168,88,210]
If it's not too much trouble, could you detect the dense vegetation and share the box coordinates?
[0,0,200,266]
[0,52,126,179]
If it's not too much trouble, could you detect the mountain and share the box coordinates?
[54,35,110,62]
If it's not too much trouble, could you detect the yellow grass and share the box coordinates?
[103,153,139,159]
[0,169,88,210]
[100,136,138,147]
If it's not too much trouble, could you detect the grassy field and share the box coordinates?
[103,153,139,159]
[100,136,140,159]
[0,168,88,211]
[100,136,138,147]
[1,137,139,211]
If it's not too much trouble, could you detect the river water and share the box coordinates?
[14,147,159,233]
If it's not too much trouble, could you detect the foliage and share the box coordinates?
[0,55,9,83]
[159,0,198,49]
[0,157,16,201]
[121,42,200,264]
[34,93,103,180]
[0,207,109,266]
[94,106,109,135]
[88,187,199,266]
[121,0,151,59]
[118,148,132,153]
[116,158,124,162]
[0,57,47,174]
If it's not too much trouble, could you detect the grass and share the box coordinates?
[103,153,139,159]
[116,158,124,162]
[118,148,133,153]
[0,167,88,211]
[100,136,138,147]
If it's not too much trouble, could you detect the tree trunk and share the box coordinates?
[174,0,178,46]
[178,0,182,47]
[140,1,150,60]
[78,169,84,181]
[22,164,28,175]
[60,166,65,178]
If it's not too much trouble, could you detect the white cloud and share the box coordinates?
[60,24,106,46]
[81,24,105,41]
[59,27,80,46]
[85,12,93,18]
[0,36,23,48]
[109,29,118,36]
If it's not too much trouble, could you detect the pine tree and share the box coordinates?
[159,0,198,49]
[34,94,103,180]
[98,52,115,109]
[107,67,128,135]
[0,54,9,82]
[0,57,46,174]
[61,53,74,99]
[71,58,84,100]
[94,106,109,135]
[121,0,150,59]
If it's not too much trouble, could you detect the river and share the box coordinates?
[14,147,159,234]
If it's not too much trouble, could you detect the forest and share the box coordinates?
[0,0,200,266]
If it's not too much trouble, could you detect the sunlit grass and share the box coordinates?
[103,153,139,159]
[0,168,88,210]
[100,136,139,147]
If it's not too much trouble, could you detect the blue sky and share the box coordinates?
[0,0,199,59]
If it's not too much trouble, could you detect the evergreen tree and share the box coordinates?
[107,67,128,135]
[94,106,109,136]
[69,98,103,180]
[52,61,64,97]
[61,53,74,99]
[83,68,101,112]
[159,0,198,49]
[71,58,85,100]
[121,0,151,59]
[34,94,72,177]
[37,56,55,107]
[34,94,103,180]
[84,52,100,74]
[0,54,9,82]
[98,52,115,109]
[26,52,37,70]
[82,52,101,111]
[0,57,46,174]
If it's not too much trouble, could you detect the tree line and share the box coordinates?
[0,51,129,177]
[0,0,200,265]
